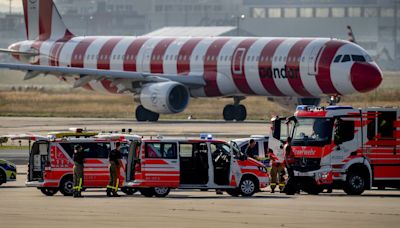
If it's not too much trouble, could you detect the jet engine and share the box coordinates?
[138,81,190,114]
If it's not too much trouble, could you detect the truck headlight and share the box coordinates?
[258,166,267,173]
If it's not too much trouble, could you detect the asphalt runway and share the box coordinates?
[1,117,400,227]
[0,171,399,228]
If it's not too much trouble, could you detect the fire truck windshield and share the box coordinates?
[292,118,334,146]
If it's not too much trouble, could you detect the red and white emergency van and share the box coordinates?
[269,105,400,195]
[5,131,140,196]
[124,136,269,197]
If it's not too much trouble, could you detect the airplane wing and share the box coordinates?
[0,63,205,90]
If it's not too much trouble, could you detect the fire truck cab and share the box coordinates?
[269,105,400,195]
[6,131,140,196]
[124,135,269,197]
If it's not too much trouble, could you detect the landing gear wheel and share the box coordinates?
[343,171,366,195]
[121,187,137,195]
[223,105,235,121]
[135,105,160,122]
[239,178,257,197]
[226,188,241,197]
[139,188,155,197]
[40,188,59,196]
[235,105,247,121]
[59,177,74,196]
[223,104,247,121]
[153,187,170,197]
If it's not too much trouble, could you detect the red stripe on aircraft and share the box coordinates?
[22,0,28,38]
[97,37,123,70]
[177,38,202,74]
[70,37,96,68]
[150,38,176,73]
[123,37,150,72]
[286,39,313,97]
[97,37,123,93]
[316,40,345,95]
[49,32,74,66]
[204,38,230,97]
[231,38,257,94]
[38,0,52,40]
[258,39,285,96]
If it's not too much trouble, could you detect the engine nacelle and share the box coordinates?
[139,82,190,114]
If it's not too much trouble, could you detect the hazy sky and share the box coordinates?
[0,0,22,13]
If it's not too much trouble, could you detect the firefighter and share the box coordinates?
[283,137,299,195]
[107,142,122,197]
[73,144,84,198]
[267,149,285,193]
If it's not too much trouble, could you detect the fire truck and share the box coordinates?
[269,105,400,195]
[5,131,140,196]
[123,135,269,197]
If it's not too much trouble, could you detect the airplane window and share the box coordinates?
[351,55,366,62]
[302,56,305,62]
[283,56,287,62]
[333,55,342,63]
[121,55,125,60]
[247,56,250,61]
[256,56,259,61]
[224,56,228,61]
[279,56,282,61]
[251,56,255,61]
[341,55,351,62]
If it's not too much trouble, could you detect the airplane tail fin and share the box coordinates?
[346,25,356,43]
[22,0,74,41]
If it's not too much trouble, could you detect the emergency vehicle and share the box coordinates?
[269,105,400,195]
[0,159,17,185]
[232,135,270,166]
[124,135,269,197]
[4,131,140,196]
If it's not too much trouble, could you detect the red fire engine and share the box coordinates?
[123,135,269,197]
[6,131,140,196]
[269,105,400,195]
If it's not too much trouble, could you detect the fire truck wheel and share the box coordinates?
[239,177,257,197]
[0,170,5,185]
[226,188,241,197]
[59,176,74,196]
[40,188,59,196]
[121,187,137,195]
[153,187,170,197]
[344,171,366,195]
[139,188,155,197]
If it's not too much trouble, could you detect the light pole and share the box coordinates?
[233,14,246,36]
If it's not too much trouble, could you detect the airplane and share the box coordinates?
[0,0,383,121]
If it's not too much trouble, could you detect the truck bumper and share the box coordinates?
[25,181,45,187]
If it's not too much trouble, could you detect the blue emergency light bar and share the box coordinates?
[200,133,213,140]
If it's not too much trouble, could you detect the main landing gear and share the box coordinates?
[135,105,160,122]
[223,97,247,121]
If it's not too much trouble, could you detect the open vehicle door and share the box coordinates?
[268,117,297,162]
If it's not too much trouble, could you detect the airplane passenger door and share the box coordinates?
[232,48,245,75]
[308,45,324,75]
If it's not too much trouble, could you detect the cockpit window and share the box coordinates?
[341,55,351,62]
[364,54,373,62]
[333,55,342,63]
[351,55,366,62]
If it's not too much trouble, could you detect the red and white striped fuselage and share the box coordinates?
[10,36,383,98]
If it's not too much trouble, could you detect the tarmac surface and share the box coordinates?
[1,117,400,227]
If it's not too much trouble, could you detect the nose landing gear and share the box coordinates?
[222,97,247,121]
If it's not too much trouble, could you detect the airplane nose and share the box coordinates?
[350,62,383,93]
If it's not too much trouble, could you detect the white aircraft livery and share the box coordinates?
[0,0,383,121]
